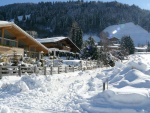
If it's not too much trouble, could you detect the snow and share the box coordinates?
[0,21,13,27]
[0,21,11,25]
[36,37,67,43]
[103,22,150,46]
[1,54,150,112]
[135,46,147,50]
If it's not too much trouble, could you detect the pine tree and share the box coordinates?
[81,36,98,60]
[22,14,26,22]
[14,15,19,23]
[120,36,135,55]
[76,28,83,49]
[87,36,95,46]
[69,21,83,49]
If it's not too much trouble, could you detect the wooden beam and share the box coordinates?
[0,25,12,29]
[29,45,38,47]
[0,26,12,30]
[16,36,26,39]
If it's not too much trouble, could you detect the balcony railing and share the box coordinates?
[0,37,17,47]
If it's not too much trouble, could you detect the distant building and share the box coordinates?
[103,22,150,46]
[135,46,147,52]
[109,37,120,45]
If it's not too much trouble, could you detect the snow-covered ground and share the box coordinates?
[1,54,150,113]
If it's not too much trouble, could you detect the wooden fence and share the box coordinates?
[0,60,98,78]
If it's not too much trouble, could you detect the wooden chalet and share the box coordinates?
[109,37,120,45]
[0,21,49,58]
[37,37,80,58]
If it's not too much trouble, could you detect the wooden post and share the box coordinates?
[80,60,82,70]
[58,66,60,74]
[44,66,46,75]
[34,66,37,74]
[65,66,67,73]
[103,82,105,91]
[18,65,21,76]
[50,66,53,75]
[73,66,74,72]
[0,66,2,79]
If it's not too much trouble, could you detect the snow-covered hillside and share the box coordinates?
[103,22,150,46]
[1,54,150,113]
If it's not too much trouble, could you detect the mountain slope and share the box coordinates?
[103,22,150,45]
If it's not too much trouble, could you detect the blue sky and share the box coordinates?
[1,0,150,10]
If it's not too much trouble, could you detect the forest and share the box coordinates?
[0,1,150,38]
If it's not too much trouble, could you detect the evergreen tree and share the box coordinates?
[22,14,26,22]
[76,28,83,49]
[87,36,95,46]
[81,36,98,60]
[14,15,19,23]
[69,21,83,49]
[120,36,135,55]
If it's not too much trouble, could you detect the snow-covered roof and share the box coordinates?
[0,21,11,24]
[0,21,13,27]
[36,37,67,43]
[0,21,49,53]
[135,46,147,50]
[37,36,81,52]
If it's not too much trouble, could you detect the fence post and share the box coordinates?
[0,66,2,79]
[44,66,46,75]
[58,66,60,74]
[50,66,53,75]
[18,65,21,76]
[73,66,74,72]
[65,66,67,73]
[80,60,82,71]
[34,66,37,74]
[103,82,105,91]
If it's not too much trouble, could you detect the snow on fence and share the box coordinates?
[0,61,98,78]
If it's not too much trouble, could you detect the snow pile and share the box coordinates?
[0,54,150,112]
[111,69,150,88]
[81,54,150,113]
[0,105,10,113]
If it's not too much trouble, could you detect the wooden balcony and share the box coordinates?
[0,37,17,47]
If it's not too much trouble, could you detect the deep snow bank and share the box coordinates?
[0,54,150,113]
[81,54,150,113]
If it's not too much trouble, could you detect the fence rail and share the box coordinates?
[0,60,98,78]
